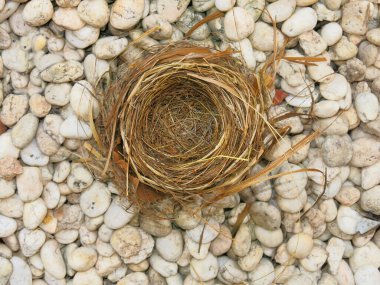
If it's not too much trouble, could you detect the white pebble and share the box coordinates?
[224,7,255,41]
[41,240,66,279]
[80,181,111,217]
[23,198,47,230]
[354,92,379,123]
[0,215,17,238]
[22,0,53,26]
[110,0,145,30]
[16,167,43,202]
[281,8,317,37]
[321,22,343,46]
[190,253,218,281]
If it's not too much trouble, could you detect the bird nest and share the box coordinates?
[86,42,317,211]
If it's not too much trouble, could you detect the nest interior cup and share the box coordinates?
[98,43,272,204]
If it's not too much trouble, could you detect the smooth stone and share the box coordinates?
[69,80,99,121]
[65,25,100,49]
[0,94,29,127]
[321,22,343,46]
[20,140,49,166]
[23,198,47,230]
[9,256,32,285]
[351,138,380,167]
[42,182,61,209]
[224,7,254,41]
[0,215,17,238]
[209,225,232,256]
[73,268,102,285]
[249,21,285,52]
[321,135,353,167]
[287,233,314,259]
[232,223,251,257]
[18,228,46,257]
[40,61,84,83]
[360,186,380,215]
[122,228,154,264]
[67,164,94,193]
[11,113,39,149]
[361,161,380,190]
[142,15,172,40]
[110,0,145,30]
[320,73,348,101]
[0,195,24,218]
[255,226,283,248]
[68,247,97,272]
[262,0,296,23]
[157,0,191,23]
[354,265,380,285]
[140,214,172,237]
[299,30,327,56]
[77,0,110,28]
[104,198,136,229]
[41,240,66,279]
[354,92,379,123]
[80,181,111,217]
[187,218,220,243]
[60,115,92,140]
[44,83,72,106]
[337,206,361,235]
[0,178,16,199]
[218,256,248,283]
[55,229,79,244]
[274,163,307,199]
[53,7,85,30]
[2,48,28,73]
[190,253,218,281]
[53,161,71,183]
[22,0,53,26]
[149,251,178,277]
[250,202,281,230]
[93,36,128,59]
[281,7,317,37]
[349,242,380,273]
[117,272,149,285]
[16,167,43,202]
[0,256,12,285]
[110,226,142,258]
[156,230,183,262]
[247,258,275,285]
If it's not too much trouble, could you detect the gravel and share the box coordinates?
[1,0,380,284]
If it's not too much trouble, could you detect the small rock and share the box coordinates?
[209,225,232,256]
[110,0,145,30]
[330,36,358,61]
[44,83,72,106]
[117,272,149,285]
[11,113,39,149]
[274,163,307,199]
[23,198,47,230]
[77,0,110,28]
[22,0,53,26]
[232,223,251,257]
[337,206,361,235]
[0,178,16,198]
[224,7,254,41]
[110,225,142,258]
[0,94,29,127]
[16,167,43,202]
[18,228,46,257]
[66,25,100,49]
[238,241,263,271]
[156,230,183,262]
[335,185,360,206]
[60,115,93,140]
[250,202,281,230]
[354,265,380,285]
[29,94,52,118]
[53,7,85,30]
[281,8,317,37]
[255,226,283,248]
[0,256,12,285]
[354,92,379,123]
[247,258,275,285]
[9,256,32,285]
[142,15,172,40]
[351,138,380,167]
[187,218,220,243]
[341,1,370,35]
[67,164,94,193]
[68,246,97,272]
[123,228,154,264]
[321,135,353,167]
[349,242,380,272]
[0,156,22,179]
[190,252,218,281]
[20,140,49,167]
[320,22,343,46]
[367,28,380,46]
[0,215,17,238]
[73,268,102,285]
[320,73,348,101]
[70,80,99,121]
[41,240,66,279]
[361,161,380,190]
[249,21,285,52]
[149,251,178,277]
[299,30,327,56]
[40,61,84,83]
[262,0,295,23]
[287,233,314,259]
[2,48,28,73]
[360,186,380,215]
[326,237,346,274]
[140,215,172,237]
[80,181,111,217]
[157,0,190,23]
[104,198,135,229]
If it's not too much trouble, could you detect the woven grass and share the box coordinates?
[86,42,320,212]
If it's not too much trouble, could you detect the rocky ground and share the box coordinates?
[1,0,380,284]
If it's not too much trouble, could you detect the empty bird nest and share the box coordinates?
[84,42,320,213]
